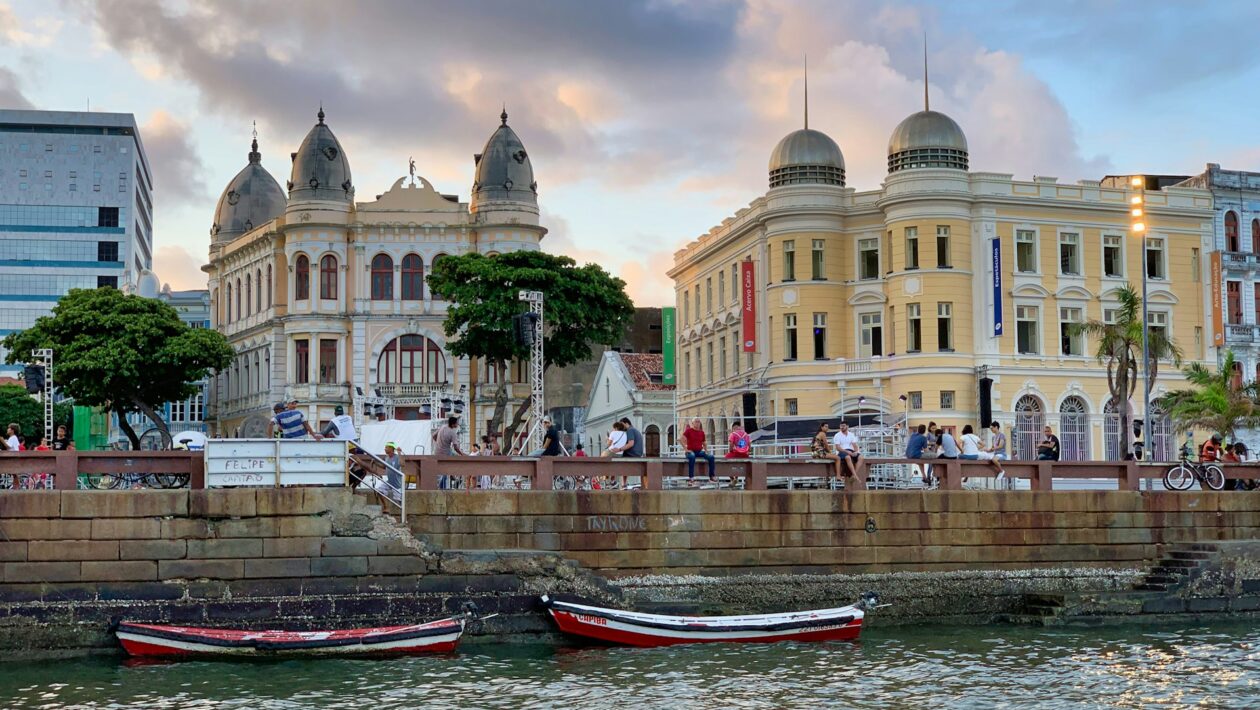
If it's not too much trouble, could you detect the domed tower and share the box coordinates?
[887,52,968,173]
[767,69,845,189]
[210,135,286,246]
[470,108,538,218]
[287,107,353,203]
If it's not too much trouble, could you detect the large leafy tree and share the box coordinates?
[428,251,635,444]
[1072,283,1182,458]
[0,385,72,446]
[1160,350,1260,444]
[2,288,233,449]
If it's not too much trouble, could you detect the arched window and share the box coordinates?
[225,282,232,322]
[255,269,262,312]
[235,278,242,320]
[244,274,251,317]
[295,255,310,300]
[1013,395,1044,460]
[376,335,447,384]
[1226,211,1240,252]
[266,265,273,308]
[1059,396,1089,461]
[401,254,423,301]
[320,254,337,300]
[371,254,394,300]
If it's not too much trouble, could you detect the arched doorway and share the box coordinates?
[1104,397,1122,460]
[645,424,661,457]
[1059,396,1089,461]
[1149,405,1174,462]
[1013,395,1044,460]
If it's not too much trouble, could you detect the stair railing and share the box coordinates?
[349,447,407,520]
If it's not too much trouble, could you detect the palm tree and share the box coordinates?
[1072,283,1182,459]
[1160,350,1260,444]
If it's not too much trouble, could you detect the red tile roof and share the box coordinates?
[617,353,674,391]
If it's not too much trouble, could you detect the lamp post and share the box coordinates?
[1131,176,1153,460]
[899,394,908,426]
[857,395,866,429]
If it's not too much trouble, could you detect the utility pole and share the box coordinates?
[518,290,544,451]
[1130,176,1153,460]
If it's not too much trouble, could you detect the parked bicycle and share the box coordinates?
[87,471,189,490]
[1163,445,1225,491]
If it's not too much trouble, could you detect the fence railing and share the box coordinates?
[5,451,1260,493]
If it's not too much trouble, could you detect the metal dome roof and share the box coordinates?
[471,109,536,208]
[211,138,285,242]
[287,108,353,201]
[887,110,968,155]
[768,128,845,172]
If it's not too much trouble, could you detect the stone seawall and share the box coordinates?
[406,490,1260,577]
[0,490,615,658]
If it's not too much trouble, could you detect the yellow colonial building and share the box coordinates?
[669,102,1216,460]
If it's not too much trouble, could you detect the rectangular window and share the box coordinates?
[706,342,714,384]
[718,270,725,306]
[1103,235,1123,278]
[1016,230,1037,273]
[694,285,700,318]
[97,207,119,228]
[1060,307,1084,356]
[1103,308,1118,326]
[1145,237,1165,279]
[1148,311,1169,344]
[859,238,879,280]
[684,352,691,389]
[1191,248,1200,282]
[786,398,799,416]
[811,239,825,279]
[936,226,951,268]
[719,337,728,379]
[1059,232,1081,275]
[937,302,953,351]
[1228,281,1242,324]
[97,241,119,262]
[907,303,922,352]
[940,391,955,410]
[783,240,796,281]
[705,277,712,313]
[904,227,919,270]
[784,314,798,360]
[731,264,739,303]
[813,313,826,360]
[294,339,310,384]
[909,391,922,410]
[860,312,883,357]
[96,275,118,289]
[318,339,337,384]
[683,292,690,324]
[1017,305,1040,355]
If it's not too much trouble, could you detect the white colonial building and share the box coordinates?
[583,352,675,456]
[205,108,544,438]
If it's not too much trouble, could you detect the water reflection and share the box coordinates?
[1,622,1258,709]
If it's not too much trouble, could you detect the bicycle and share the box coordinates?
[1163,446,1225,491]
[88,471,189,490]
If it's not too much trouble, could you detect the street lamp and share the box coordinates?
[899,394,908,426]
[1131,175,1152,460]
[857,395,867,429]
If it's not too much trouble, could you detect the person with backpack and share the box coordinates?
[726,423,751,459]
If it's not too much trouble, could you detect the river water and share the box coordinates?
[2,621,1257,709]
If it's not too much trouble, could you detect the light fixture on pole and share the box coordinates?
[899,393,909,426]
[1130,175,1153,460]
[857,395,867,429]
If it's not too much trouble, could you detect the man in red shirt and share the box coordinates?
[1200,434,1222,463]
[683,419,715,486]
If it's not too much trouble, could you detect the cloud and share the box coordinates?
[0,66,33,109]
[0,1,63,48]
[153,244,206,291]
[140,109,209,204]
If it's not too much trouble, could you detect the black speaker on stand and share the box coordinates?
[742,392,758,432]
[978,377,994,427]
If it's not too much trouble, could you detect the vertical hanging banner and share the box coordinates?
[661,307,676,385]
[741,261,757,352]
[991,238,1003,337]
[1211,251,1224,347]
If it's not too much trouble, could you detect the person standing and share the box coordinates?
[618,417,644,490]
[52,425,73,451]
[831,422,861,479]
[434,416,467,490]
[683,419,716,486]
[6,423,21,451]
[1037,425,1061,461]
[273,401,319,440]
[321,405,358,442]
[906,424,928,458]
[382,442,404,500]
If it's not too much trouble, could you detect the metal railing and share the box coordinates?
[349,448,408,519]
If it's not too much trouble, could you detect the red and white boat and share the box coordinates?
[541,594,874,647]
[116,617,467,658]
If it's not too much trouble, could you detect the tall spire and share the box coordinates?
[248,120,261,163]
[803,54,809,130]
[923,33,929,111]
[501,104,508,125]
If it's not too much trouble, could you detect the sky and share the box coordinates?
[4,0,1260,307]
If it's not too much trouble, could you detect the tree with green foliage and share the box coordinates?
[427,250,635,445]
[1071,283,1182,458]
[0,385,72,447]
[1160,350,1260,444]
[2,288,233,450]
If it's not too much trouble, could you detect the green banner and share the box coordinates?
[662,307,676,385]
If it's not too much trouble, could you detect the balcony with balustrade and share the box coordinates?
[1225,323,1260,345]
[1222,251,1260,274]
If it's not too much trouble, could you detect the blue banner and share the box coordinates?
[991,238,1003,337]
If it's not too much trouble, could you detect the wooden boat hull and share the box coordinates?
[541,596,864,647]
[116,618,465,658]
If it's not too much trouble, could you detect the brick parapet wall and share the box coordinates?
[406,490,1260,577]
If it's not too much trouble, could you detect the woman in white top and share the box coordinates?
[959,424,1004,476]
[603,421,628,458]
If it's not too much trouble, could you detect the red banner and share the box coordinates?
[741,261,756,352]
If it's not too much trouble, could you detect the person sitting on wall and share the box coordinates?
[683,419,716,487]
[812,423,843,486]
[726,423,751,459]
[1199,434,1222,463]
[1036,425,1061,461]
[959,424,1006,480]
[831,421,861,479]
[906,424,928,459]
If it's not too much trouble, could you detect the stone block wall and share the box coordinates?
[407,490,1260,577]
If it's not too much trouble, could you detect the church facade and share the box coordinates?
[204,109,544,440]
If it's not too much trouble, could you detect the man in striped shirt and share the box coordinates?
[270,399,320,439]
